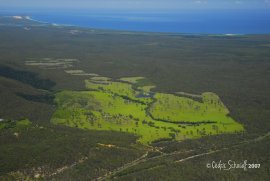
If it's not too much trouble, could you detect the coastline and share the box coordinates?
[0,14,260,36]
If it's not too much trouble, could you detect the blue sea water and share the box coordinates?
[1,9,270,34]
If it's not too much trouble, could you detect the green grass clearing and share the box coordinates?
[119,77,145,84]
[52,76,244,144]
[0,119,31,130]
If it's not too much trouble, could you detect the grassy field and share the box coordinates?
[0,119,31,130]
[150,92,232,123]
[52,76,243,144]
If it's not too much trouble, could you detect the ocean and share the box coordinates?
[1,9,270,34]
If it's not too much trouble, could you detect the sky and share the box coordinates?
[1,0,270,11]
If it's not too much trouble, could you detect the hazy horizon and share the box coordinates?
[1,0,270,11]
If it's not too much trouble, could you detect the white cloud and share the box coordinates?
[193,0,208,4]
[235,1,243,4]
